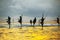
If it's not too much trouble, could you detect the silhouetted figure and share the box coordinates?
[41,17,45,30]
[7,16,11,29]
[30,20,32,26]
[57,17,59,26]
[33,17,36,27]
[18,16,22,29]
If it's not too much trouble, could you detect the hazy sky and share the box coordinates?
[0,0,60,18]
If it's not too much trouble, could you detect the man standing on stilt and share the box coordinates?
[7,16,11,29]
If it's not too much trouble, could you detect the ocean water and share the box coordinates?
[0,23,60,28]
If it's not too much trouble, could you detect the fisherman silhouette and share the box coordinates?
[30,20,32,26]
[41,17,45,30]
[7,16,11,29]
[33,17,36,27]
[57,17,59,26]
[18,16,22,29]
